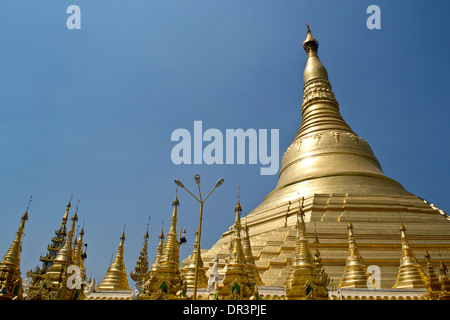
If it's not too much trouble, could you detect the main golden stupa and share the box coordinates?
[196,24,450,289]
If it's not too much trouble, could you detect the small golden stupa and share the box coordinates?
[219,198,254,299]
[0,200,30,300]
[438,259,450,300]
[283,199,328,300]
[139,196,186,299]
[241,220,264,287]
[96,229,132,292]
[392,223,427,289]
[182,230,208,289]
[149,226,165,275]
[338,219,369,288]
[423,251,441,300]
[130,221,150,289]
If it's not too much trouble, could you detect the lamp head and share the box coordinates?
[174,179,184,188]
[215,178,224,188]
[194,174,201,185]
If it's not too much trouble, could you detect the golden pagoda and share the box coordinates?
[73,223,87,281]
[139,196,186,300]
[199,22,450,288]
[219,197,254,300]
[312,229,330,290]
[45,211,80,298]
[392,223,427,289]
[438,259,450,300]
[26,205,87,300]
[182,230,208,289]
[283,198,328,300]
[423,251,441,300]
[27,197,73,287]
[0,199,30,300]
[130,220,150,290]
[338,219,369,288]
[242,219,264,287]
[149,225,165,274]
[95,228,132,292]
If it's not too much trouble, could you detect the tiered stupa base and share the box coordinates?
[195,193,450,289]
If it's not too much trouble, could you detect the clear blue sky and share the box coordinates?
[0,1,449,287]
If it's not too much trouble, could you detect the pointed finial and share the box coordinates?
[235,185,242,213]
[22,195,32,220]
[26,195,32,212]
[72,200,80,221]
[121,224,126,240]
[172,193,180,207]
[159,220,165,239]
[298,194,305,219]
[145,217,151,239]
[68,193,73,208]
[80,220,85,236]
[302,19,318,52]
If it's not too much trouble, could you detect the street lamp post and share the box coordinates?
[174,174,224,300]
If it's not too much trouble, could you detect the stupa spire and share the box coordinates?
[392,222,426,288]
[160,195,180,264]
[130,218,151,286]
[220,194,253,299]
[242,217,264,286]
[338,216,369,288]
[0,197,31,300]
[46,209,79,289]
[96,227,131,292]
[297,22,353,138]
[184,230,208,288]
[293,198,314,268]
[150,222,165,273]
[73,221,86,280]
[283,197,329,300]
[423,251,441,299]
[37,195,74,270]
[140,195,185,299]
[242,21,406,226]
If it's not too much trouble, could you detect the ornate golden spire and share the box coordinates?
[438,258,450,300]
[392,223,426,288]
[220,196,252,299]
[150,223,165,274]
[73,223,86,280]
[37,195,74,270]
[73,202,86,280]
[338,218,369,288]
[293,199,314,268]
[131,218,151,286]
[298,22,353,138]
[46,211,78,287]
[96,227,131,292]
[160,196,180,265]
[284,197,328,300]
[312,223,330,289]
[423,251,441,299]
[183,230,208,288]
[140,195,185,299]
[239,21,411,240]
[0,197,31,300]
[242,218,264,286]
